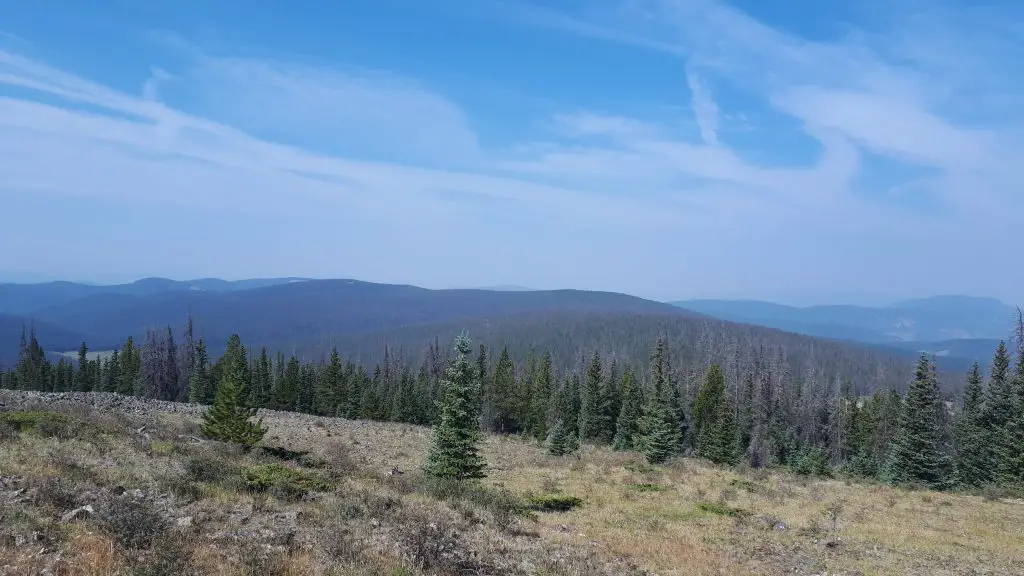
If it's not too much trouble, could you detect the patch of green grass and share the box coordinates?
[624,463,656,474]
[728,478,762,493]
[242,463,333,501]
[0,410,104,440]
[527,494,584,512]
[149,440,175,455]
[696,501,750,518]
[627,483,666,492]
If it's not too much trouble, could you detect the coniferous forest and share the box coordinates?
[3,313,1024,493]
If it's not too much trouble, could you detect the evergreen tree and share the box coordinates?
[613,368,643,450]
[884,354,951,488]
[693,364,726,454]
[579,351,613,443]
[702,397,739,465]
[75,342,92,392]
[424,335,487,481]
[487,346,517,433]
[954,362,991,487]
[199,363,267,449]
[117,337,140,396]
[547,419,579,456]
[249,347,273,409]
[187,339,213,404]
[999,313,1024,484]
[102,350,121,393]
[634,394,680,464]
[315,348,344,416]
[273,356,301,412]
[530,351,554,443]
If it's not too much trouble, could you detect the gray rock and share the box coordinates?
[59,505,94,524]
[176,516,194,528]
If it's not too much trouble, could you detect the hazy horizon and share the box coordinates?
[2,0,1021,306]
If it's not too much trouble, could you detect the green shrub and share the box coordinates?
[627,483,666,492]
[184,455,238,485]
[527,494,584,512]
[696,501,750,518]
[791,447,832,478]
[242,463,333,501]
[0,411,98,440]
[149,441,175,456]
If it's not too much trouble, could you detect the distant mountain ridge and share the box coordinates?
[671,295,1018,362]
[0,277,312,315]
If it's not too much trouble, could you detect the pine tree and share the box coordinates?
[702,398,739,465]
[634,395,680,465]
[954,362,991,487]
[188,339,213,404]
[249,347,273,409]
[613,368,643,450]
[424,335,487,481]
[117,337,140,396]
[693,364,726,455]
[547,419,578,456]
[579,351,612,443]
[530,351,554,443]
[199,363,267,449]
[487,346,517,433]
[75,342,92,392]
[315,348,344,416]
[998,312,1024,484]
[884,354,951,488]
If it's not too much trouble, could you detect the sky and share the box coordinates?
[0,0,1021,305]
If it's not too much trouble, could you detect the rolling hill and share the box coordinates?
[0,277,985,392]
[0,277,312,315]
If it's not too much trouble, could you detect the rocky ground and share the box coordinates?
[2,390,1023,576]
[0,390,649,576]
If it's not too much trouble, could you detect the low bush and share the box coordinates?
[527,494,584,512]
[627,483,666,492]
[96,497,168,550]
[696,501,750,518]
[242,463,333,501]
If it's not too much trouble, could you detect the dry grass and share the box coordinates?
[2,400,1023,575]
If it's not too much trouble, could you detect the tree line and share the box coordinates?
[2,315,1023,491]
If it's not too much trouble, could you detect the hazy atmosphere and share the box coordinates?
[2,0,1022,304]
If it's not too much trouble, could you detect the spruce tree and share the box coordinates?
[530,351,554,443]
[634,394,680,465]
[199,362,267,449]
[315,348,344,416]
[579,351,611,443]
[884,354,951,488]
[75,342,92,392]
[547,419,578,456]
[694,364,726,455]
[424,335,487,481]
[702,398,739,465]
[999,314,1024,484]
[487,347,517,433]
[187,339,212,404]
[954,362,991,487]
[613,369,643,451]
[117,337,140,396]
[249,347,273,409]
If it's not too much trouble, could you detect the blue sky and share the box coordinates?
[1,0,1021,305]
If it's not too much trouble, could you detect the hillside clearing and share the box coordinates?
[1,391,1022,575]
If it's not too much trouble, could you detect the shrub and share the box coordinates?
[184,455,238,485]
[791,447,832,478]
[149,441,175,456]
[242,463,333,501]
[96,497,168,550]
[696,501,750,518]
[0,411,98,440]
[627,483,666,493]
[131,536,193,576]
[527,494,584,513]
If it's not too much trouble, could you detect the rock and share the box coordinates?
[773,522,788,531]
[176,516,194,528]
[59,505,94,524]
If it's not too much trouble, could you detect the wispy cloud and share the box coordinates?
[1,0,1022,302]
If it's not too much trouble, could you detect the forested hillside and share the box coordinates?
[8,307,1024,493]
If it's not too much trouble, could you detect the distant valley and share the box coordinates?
[672,295,1018,364]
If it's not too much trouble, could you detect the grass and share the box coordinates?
[2,401,1024,575]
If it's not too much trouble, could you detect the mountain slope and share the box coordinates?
[0,277,312,315]
[29,279,695,349]
[672,296,1017,343]
[0,315,91,367]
